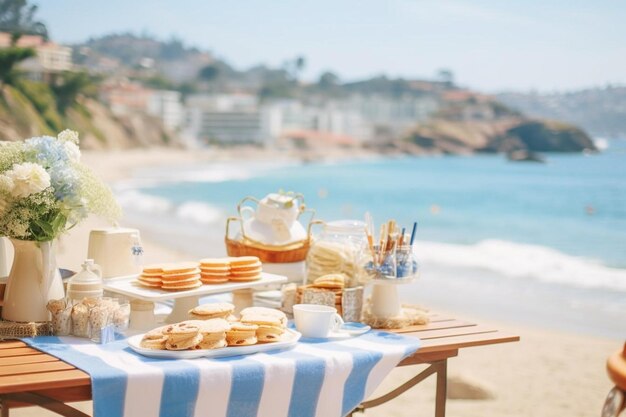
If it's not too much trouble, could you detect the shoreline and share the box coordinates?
[49,147,622,417]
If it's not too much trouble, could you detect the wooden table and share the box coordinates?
[0,313,519,417]
[350,313,520,417]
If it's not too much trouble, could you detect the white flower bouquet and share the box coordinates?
[0,130,121,242]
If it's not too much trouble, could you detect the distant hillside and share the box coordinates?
[71,33,598,155]
[0,83,173,149]
[401,99,596,155]
[497,86,626,138]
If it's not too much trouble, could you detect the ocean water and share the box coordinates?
[117,140,626,339]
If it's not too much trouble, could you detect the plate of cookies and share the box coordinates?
[128,304,301,359]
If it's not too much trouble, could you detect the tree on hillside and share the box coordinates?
[318,71,340,89]
[0,0,48,38]
[0,46,34,86]
[198,65,219,82]
[51,71,98,113]
[283,55,306,82]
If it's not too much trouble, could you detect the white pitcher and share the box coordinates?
[2,239,65,322]
[0,237,14,277]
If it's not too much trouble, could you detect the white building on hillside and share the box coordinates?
[184,94,264,144]
[263,99,373,144]
[346,94,439,135]
[147,90,183,131]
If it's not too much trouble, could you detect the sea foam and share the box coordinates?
[116,190,223,225]
[417,239,626,292]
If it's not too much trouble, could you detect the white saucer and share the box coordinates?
[339,322,371,336]
[321,323,372,339]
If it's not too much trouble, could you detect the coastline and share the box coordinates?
[49,147,621,417]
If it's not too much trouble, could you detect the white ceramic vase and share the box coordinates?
[1,239,65,322]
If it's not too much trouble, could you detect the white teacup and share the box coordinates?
[293,304,344,338]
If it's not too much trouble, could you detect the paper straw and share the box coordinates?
[409,222,418,246]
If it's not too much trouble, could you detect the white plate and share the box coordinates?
[127,328,301,359]
[103,272,287,302]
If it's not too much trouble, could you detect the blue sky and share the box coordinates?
[37,0,626,92]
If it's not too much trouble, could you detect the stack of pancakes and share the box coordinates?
[229,256,263,282]
[199,258,231,284]
[161,263,202,291]
[138,257,263,290]
[199,256,263,284]
[137,264,164,288]
[137,262,202,291]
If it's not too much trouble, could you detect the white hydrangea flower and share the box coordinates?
[6,162,51,198]
[64,141,81,162]
[57,129,80,144]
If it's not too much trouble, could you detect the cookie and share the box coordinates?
[313,273,346,289]
[163,322,201,336]
[230,264,262,273]
[161,269,202,280]
[161,262,201,274]
[240,307,287,321]
[229,274,262,282]
[230,268,262,277]
[240,309,288,328]
[229,256,261,269]
[166,332,203,351]
[255,324,285,343]
[185,318,230,350]
[199,258,231,268]
[189,302,235,320]
[201,275,229,284]
[226,322,258,346]
[143,264,166,274]
[144,325,167,339]
[161,275,201,285]
[161,280,202,291]
[160,265,202,291]
[140,335,168,350]
[200,267,230,274]
[196,338,228,350]
[138,275,161,284]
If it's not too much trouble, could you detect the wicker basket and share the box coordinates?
[225,237,311,263]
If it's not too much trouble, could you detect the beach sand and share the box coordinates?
[12,148,618,417]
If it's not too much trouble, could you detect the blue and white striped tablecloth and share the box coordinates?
[24,331,420,417]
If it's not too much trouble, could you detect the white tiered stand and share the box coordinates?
[103,272,287,329]
[368,275,419,319]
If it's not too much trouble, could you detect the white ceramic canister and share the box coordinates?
[67,259,103,304]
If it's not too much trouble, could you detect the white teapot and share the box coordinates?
[236,193,313,246]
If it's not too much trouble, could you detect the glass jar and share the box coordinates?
[306,220,367,287]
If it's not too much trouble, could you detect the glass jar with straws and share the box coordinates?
[361,216,419,281]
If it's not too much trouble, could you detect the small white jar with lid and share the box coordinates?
[67,259,103,304]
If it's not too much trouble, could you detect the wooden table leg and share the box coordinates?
[435,359,448,417]
[0,397,9,417]
[351,359,449,417]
